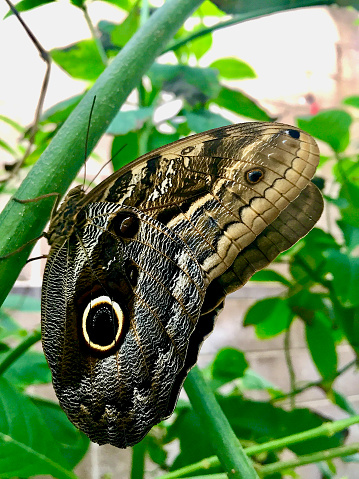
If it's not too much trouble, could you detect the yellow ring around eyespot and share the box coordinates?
[82,295,124,352]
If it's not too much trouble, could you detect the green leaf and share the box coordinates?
[31,397,89,468]
[184,109,229,132]
[211,348,248,384]
[305,313,337,381]
[51,40,105,81]
[101,0,134,10]
[343,95,359,109]
[3,294,41,312]
[111,132,139,171]
[241,369,283,397]
[0,115,24,133]
[213,86,272,121]
[297,110,352,153]
[0,310,25,341]
[329,389,357,416]
[0,377,77,479]
[326,251,359,307]
[3,350,51,389]
[337,220,359,252]
[250,269,291,286]
[111,2,140,48]
[41,94,84,124]
[210,58,256,80]
[107,107,153,135]
[243,297,293,339]
[5,0,54,16]
[0,139,17,156]
[332,302,359,356]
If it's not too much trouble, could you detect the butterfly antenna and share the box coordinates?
[86,143,127,192]
[83,96,97,188]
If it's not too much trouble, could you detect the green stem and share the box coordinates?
[258,442,359,477]
[140,0,150,26]
[158,415,359,479]
[184,366,259,479]
[284,322,296,409]
[81,5,108,66]
[0,329,41,376]
[131,440,146,479]
[0,0,205,307]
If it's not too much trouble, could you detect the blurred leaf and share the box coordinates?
[211,347,248,385]
[4,350,51,388]
[242,369,283,397]
[101,0,134,10]
[147,129,180,152]
[184,109,229,132]
[329,389,357,416]
[5,0,54,17]
[326,251,359,307]
[0,377,75,478]
[3,294,41,312]
[305,312,337,381]
[213,86,272,121]
[251,269,291,286]
[0,310,25,341]
[243,297,293,339]
[0,115,24,133]
[337,220,359,251]
[41,94,84,124]
[107,107,153,135]
[111,1,140,47]
[0,139,17,156]
[297,110,352,153]
[210,58,256,80]
[343,95,359,109]
[332,302,359,356]
[111,132,139,170]
[51,40,105,81]
[31,397,89,468]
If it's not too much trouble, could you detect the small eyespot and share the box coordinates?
[181,146,195,155]
[113,211,139,238]
[82,296,124,352]
[285,129,300,139]
[245,168,264,184]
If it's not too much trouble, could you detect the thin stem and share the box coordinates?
[0,329,41,376]
[81,5,108,66]
[131,440,146,479]
[284,322,296,409]
[158,415,359,479]
[184,366,259,479]
[258,442,359,477]
[140,0,150,27]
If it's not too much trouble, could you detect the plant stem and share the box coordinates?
[184,366,259,479]
[158,415,359,479]
[284,322,296,409]
[0,0,205,307]
[81,5,108,66]
[258,442,359,477]
[0,329,41,376]
[131,440,146,479]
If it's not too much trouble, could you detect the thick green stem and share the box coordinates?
[0,329,41,376]
[184,366,259,479]
[158,415,359,479]
[0,0,204,307]
[131,440,146,479]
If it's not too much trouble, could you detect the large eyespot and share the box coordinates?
[112,211,140,238]
[245,168,264,185]
[284,128,300,139]
[82,296,124,352]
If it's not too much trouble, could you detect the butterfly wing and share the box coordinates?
[42,122,323,448]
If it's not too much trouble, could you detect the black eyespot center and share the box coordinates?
[245,168,264,184]
[113,211,139,238]
[285,129,300,139]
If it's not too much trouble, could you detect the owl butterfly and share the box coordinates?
[42,122,323,448]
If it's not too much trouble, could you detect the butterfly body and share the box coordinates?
[41,122,323,447]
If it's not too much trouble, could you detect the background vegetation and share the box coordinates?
[0,0,359,478]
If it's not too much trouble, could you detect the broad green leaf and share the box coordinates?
[243,297,293,339]
[251,269,291,286]
[213,86,272,121]
[107,107,153,135]
[31,397,89,468]
[337,220,359,251]
[187,30,213,60]
[3,294,41,312]
[101,0,134,10]
[241,369,283,397]
[51,40,106,81]
[329,389,357,416]
[5,0,54,16]
[149,63,220,100]
[4,350,51,389]
[343,95,359,109]
[332,302,359,356]
[111,2,140,47]
[297,110,352,153]
[211,347,248,384]
[184,109,229,132]
[0,310,26,341]
[147,129,181,152]
[305,313,337,381]
[111,132,139,171]
[0,377,76,479]
[41,94,84,124]
[326,251,359,307]
[210,58,256,80]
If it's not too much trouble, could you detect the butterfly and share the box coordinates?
[41,121,323,448]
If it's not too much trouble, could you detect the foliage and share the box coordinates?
[1,0,359,478]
